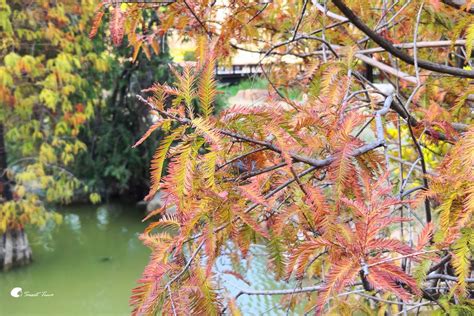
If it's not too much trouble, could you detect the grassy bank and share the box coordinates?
[216,77,302,111]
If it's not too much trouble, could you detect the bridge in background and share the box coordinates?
[215,64,264,82]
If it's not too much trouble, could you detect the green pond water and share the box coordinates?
[0,202,296,316]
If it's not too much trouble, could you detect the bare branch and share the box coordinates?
[355,53,418,84]
[357,40,467,55]
[426,273,474,283]
[331,0,474,78]
[442,0,474,13]
[235,284,323,297]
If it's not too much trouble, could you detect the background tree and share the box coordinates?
[0,0,109,270]
[94,0,472,314]
[74,10,172,200]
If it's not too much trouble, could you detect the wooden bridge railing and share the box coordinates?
[215,64,264,79]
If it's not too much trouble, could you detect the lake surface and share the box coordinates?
[0,202,296,315]
[0,202,149,315]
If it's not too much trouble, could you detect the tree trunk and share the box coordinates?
[0,123,9,197]
[0,228,33,271]
[0,123,33,271]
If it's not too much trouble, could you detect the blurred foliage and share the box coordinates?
[0,0,172,235]
[183,50,196,62]
[0,0,110,233]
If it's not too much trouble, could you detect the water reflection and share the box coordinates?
[96,207,109,229]
[64,213,81,232]
[217,244,299,315]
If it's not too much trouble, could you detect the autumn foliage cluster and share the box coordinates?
[0,0,108,234]
[91,0,473,314]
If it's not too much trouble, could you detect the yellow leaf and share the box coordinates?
[132,40,143,63]
[89,193,101,204]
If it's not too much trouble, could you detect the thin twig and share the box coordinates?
[393,301,433,315]
[355,292,425,306]
[167,285,178,316]
[183,0,211,37]
[367,249,438,268]
[217,147,266,170]
[293,0,309,40]
[398,100,432,223]
[247,3,269,24]
[166,240,205,287]
[235,162,287,181]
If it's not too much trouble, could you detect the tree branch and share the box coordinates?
[426,273,474,283]
[357,40,467,55]
[136,94,386,170]
[355,53,418,84]
[442,0,474,13]
[235,284,323,297]
[331,0,474,78]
